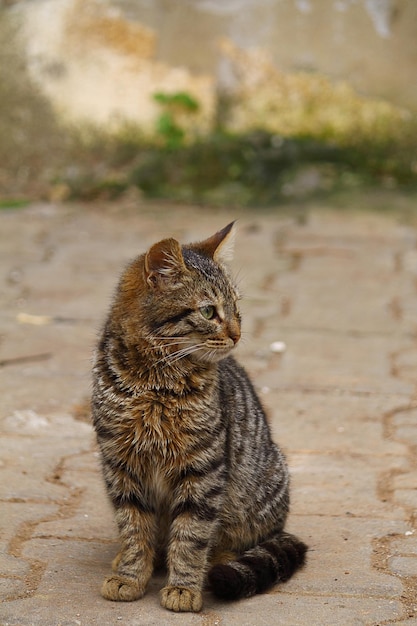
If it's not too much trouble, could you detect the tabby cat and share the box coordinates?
[91,222,307,612]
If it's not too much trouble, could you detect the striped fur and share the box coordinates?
[91,222,307,612]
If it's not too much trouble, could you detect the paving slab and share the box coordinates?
[1,201,417,625]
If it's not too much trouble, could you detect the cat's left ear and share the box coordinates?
[194,221,236,264]
[144,238,186,288]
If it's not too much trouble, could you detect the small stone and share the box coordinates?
[270,341,287,353]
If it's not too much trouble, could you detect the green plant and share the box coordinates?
[153,91,200,149]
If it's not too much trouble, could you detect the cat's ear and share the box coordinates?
[144,238,186,288]
[195,221,236,264]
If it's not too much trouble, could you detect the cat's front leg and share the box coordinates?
[160,474,224,612]
[102,505,157,602]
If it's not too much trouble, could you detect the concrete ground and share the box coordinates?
[0,199,416,626]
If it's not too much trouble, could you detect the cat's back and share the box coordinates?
[218,355,267,424]
[217,355,278,458]
[216,356,289,535]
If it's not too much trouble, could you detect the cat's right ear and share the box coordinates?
[144,238,186,288]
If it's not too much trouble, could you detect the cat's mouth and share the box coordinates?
[193,337,237,363]
[154,336,236,366]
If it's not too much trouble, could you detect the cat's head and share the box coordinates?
[131,222,241,365]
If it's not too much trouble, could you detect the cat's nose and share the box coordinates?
[228,322,241,345]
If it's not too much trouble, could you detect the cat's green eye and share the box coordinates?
[200,305,216,320]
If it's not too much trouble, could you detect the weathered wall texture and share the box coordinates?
[117,0,417,107]
[11,0,417,128]
[16,0,215,130]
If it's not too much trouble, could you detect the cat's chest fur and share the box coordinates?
[107,385,217,472]
[131,393,193,451]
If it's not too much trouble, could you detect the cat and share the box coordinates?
[91,222,307,612]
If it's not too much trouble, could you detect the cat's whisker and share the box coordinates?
[147,339,193,350]
[142,336,196,354]
[163,343,207,366]
[151,343,207,368]
[233,266,247,291]
[206,349,218,363]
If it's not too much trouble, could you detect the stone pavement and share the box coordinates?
[0,200,416,626]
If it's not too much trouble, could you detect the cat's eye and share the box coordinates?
[200,305,216,320]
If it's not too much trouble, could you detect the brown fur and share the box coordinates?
[91,223,307,612]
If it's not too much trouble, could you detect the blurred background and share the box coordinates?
[1,0,416,209]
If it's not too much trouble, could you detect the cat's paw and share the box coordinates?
[101,575,144,602]
[160,585,203,612]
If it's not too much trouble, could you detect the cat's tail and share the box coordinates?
[208,531,307,601]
